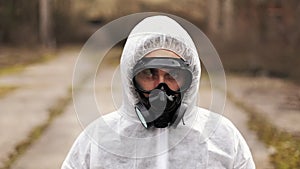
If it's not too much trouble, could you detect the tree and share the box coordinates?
[39,0,55,48]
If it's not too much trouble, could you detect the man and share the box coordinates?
[62,15,255,169]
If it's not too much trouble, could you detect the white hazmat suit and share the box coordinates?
[62,15,255,169]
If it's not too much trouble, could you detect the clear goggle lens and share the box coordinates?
[134,68,192,93]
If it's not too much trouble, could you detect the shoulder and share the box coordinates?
[190,107,247,150]
[62,111,121,168]
[61,128,91,169]
[191,107,239,136]
[193,107,239,133]
[193,107,255,168]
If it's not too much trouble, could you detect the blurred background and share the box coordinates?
[1,0,300,81]
[0,0,299,169]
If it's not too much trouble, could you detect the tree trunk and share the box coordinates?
[206,0,221,36]
[223,0,234,40]
[39,0,54,48]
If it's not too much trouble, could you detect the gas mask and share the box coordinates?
[133,57,193,129]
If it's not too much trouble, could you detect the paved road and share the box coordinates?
[0,48,282,169]
[0,50,76,169]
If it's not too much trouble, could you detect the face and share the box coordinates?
[134,50,183,92]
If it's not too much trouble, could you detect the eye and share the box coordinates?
[142,69,153,76]
[168,69,180,79]
[138,69,156,79]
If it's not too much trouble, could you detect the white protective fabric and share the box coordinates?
[62,15,255,169]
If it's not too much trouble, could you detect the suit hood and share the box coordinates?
[119,15,201,122]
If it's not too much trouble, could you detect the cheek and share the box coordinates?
[136,77,154,91]
[168,83,180,91]
[165,78,181,91]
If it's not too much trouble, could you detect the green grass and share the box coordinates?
[227,93,300,169]
[0,66,25,76]
[0,53,56,77]
[0,86,17,97]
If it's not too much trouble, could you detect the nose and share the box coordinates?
[153,70,166,87]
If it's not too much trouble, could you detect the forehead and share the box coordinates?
[144,49,181,59]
